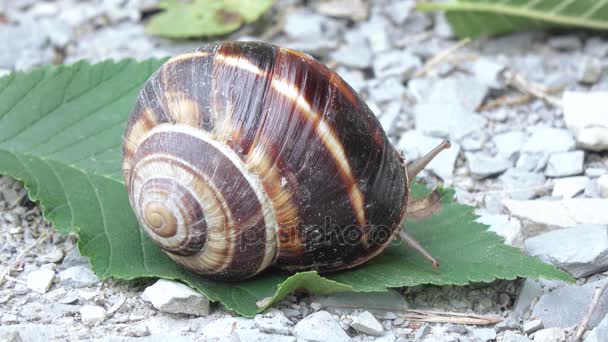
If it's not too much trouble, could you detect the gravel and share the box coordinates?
[1,0,607,341]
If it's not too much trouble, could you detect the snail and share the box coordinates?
[122,41,450,281]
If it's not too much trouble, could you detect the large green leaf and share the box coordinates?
[417,0,608,39]
[0,60,572,317]
[146,0,274,38]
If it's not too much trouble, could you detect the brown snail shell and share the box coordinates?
[122,41,448,281]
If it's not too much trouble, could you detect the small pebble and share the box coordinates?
[26,269,55,294]
[80,305,106,326]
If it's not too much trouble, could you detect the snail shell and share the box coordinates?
[122,42,410,281]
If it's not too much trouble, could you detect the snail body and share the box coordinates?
[122,42,447,281]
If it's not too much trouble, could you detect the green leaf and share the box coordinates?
[417,0,608,39]
[0,60,573,317]
[146,0,274,38]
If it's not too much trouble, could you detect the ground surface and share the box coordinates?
[1,0,608,341]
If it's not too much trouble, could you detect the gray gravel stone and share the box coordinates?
[532,327,566,342]
[368,77,406,102]
[498,169,547,200]
[525,225,608,278]
[549,35,582,51]
[294,311,351,342]
[563,92,608,151]
[532,279,608,329]
[578,57,603,84]
[141,279,209,316]
[314,290,408,315]
[599,175,608,198]
[351,311,383,336]
[331,35,372,69]
[373,50,421,81]
[467,153,512,179]
[523,319,543,334]
[0,24,52,70]
[552,176,589,199]
[503,331,532,342]
[494,131,526,160]
[415,103,486,141]
[472,57,506,89]
[424,76,489,112]
[283,10,325,40]
[584,311,608,342]
[545,151,585,177]
[58,265,99,288]
[514,279,543,317]
[522,128,576,154]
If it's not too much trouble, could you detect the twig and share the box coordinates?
[503,70,562,108]
[0,232,49,286]
[414,38,472,78]
[4,275,26,285]
[572,279,608,341]
[478,85,566,112]
[400,309,502,325]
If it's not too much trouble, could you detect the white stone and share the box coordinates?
[232,329,296,342]
[80,305,106,326]
[472,57,506,89]
[471,328,496,342]
[598,175,608,198]
[397,131,460,180]
[523,319,543,334]
[563,92,608,151]
[533,328,566,342]
[254,309,293,335]
[525,225,608,278]
[141,279,209,316]
[58,265,99,288]
[294,311,351,342]
[545,151,584,177]
[504,199,608,228]
[466,153,511,179]
[350,311,383,336]
[552,176,589,198]
[476,214,523,248]
[494,131,526,159]
[522,128,576,154]
[26,269,55,294]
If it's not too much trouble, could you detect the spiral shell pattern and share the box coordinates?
[123,42,408,280]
